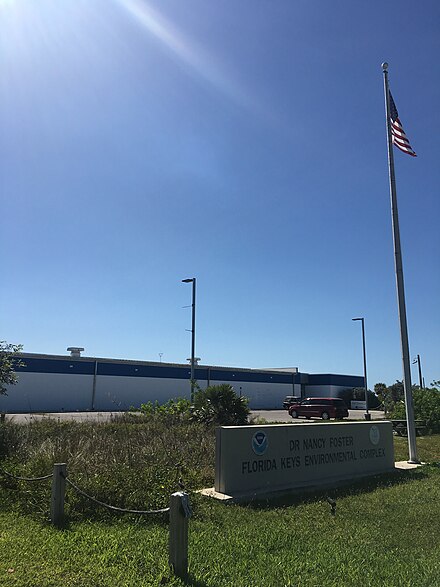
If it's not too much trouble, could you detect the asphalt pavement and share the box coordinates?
[253,409,385,423]
[2,409,385,424]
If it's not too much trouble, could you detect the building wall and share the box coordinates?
[93,376,194,411]
[0,372,93,412]
[0,354,362,412]
[92,378,301,410]
[303,385,353,398]
[203,380,301,410]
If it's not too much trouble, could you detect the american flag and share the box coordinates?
[389,92,417,157]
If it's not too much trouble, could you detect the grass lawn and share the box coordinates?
[1,424,439,586]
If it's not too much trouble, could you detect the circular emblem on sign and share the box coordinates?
[252,431,268,456]
[369,425,380,445]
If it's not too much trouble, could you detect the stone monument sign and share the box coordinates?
[212,421,394,498]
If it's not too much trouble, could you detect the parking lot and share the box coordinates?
[3,409,385,424]
[252,409,385,423]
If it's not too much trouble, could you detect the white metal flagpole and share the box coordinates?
[381,62,419,463]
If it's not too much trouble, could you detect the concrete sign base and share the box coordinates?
[204,421,395,501]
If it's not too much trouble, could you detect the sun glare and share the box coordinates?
[0,0,275,128]
[112,0,258,113]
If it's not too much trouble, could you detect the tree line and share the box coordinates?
[374,380,440,433]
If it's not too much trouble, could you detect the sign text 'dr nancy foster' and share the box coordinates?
[215,422,394,497]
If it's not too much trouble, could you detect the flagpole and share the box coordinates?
[382,62,419,463]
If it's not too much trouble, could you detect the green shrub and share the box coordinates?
[191,384,250,426]
[0,341,23,395]
[138,397,191,421]
[390,386,440,433]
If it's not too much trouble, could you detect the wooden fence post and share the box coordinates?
[169,492,190,579]
[50,463,66,527]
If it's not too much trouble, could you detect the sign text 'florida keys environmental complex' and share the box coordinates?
[208,422,394,499]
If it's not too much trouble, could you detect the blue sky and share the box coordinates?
[1,0,439,388]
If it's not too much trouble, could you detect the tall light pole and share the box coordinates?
[182,277,196,402]
[412,354,423,389]
[352,317,370,421]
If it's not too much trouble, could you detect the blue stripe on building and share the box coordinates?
[209,369,297,385]
[308,374,364,387]
[15,357,96,376]
[96,361,196,379]
[14,355,360,389]
[15,356,298,385]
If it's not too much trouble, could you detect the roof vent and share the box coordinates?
[67,347,84,358]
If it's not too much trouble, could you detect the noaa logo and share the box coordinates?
[369,425,380,445]
[252,431,268,455]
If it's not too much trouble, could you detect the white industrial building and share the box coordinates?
[1,350,363,412]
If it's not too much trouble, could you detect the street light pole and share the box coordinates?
[352,317,370,421]
[412,354,423,389]
[182,277,196,402]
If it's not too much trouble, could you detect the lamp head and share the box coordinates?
[182,278,194,283]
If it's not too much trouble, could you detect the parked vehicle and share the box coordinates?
[282,396,301,410]
[288,397,348,420]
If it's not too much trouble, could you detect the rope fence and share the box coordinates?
[0,468,53,482]
[0,461,190,578]
[0,465,169,515]
[61,472,170,515]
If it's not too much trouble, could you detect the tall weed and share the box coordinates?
[0,416,215,520]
